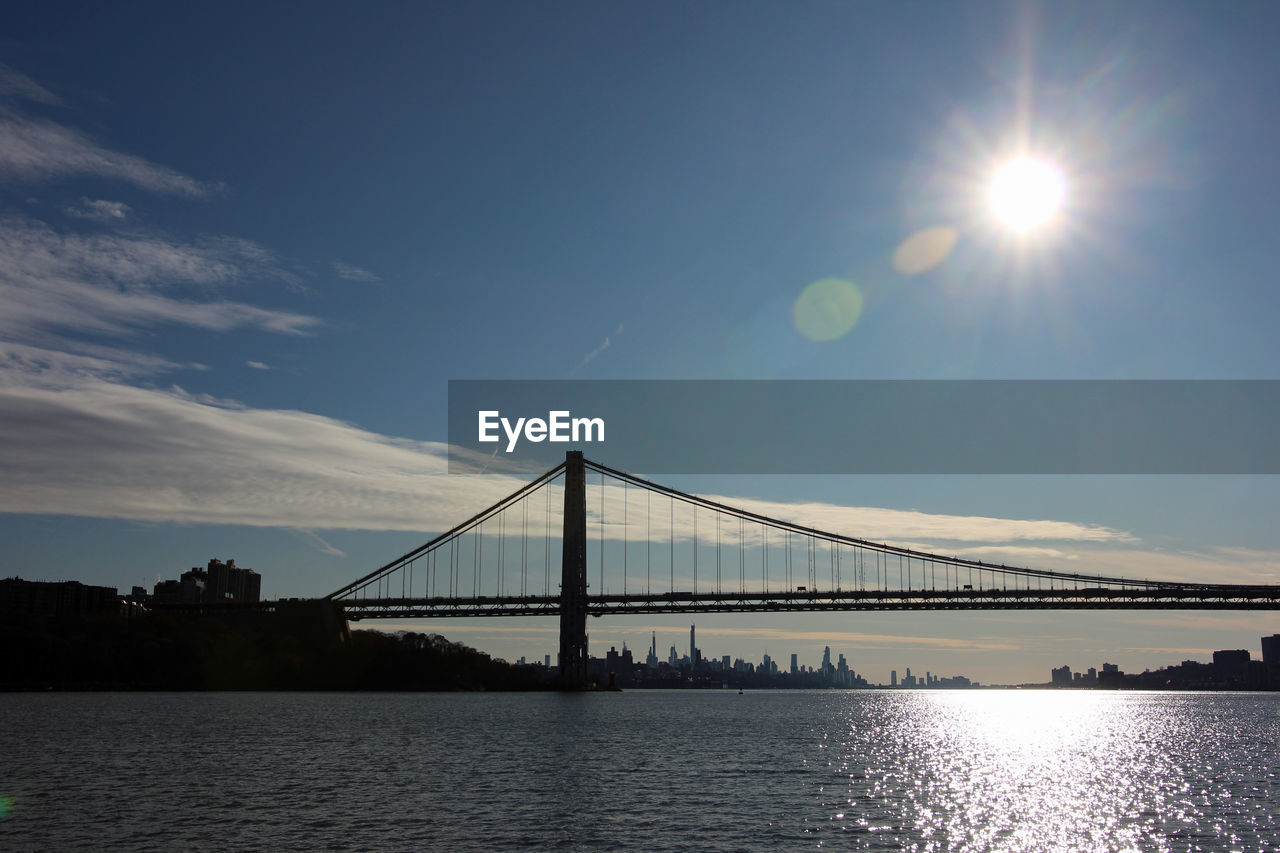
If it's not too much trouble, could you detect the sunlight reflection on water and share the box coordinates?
[821,691,1278,851]
[1,691,1276,851]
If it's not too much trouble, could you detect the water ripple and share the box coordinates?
[1,690,1277,850]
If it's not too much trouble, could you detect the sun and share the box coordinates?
[989,157,1066,232]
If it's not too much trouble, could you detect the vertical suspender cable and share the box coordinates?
[599,471,605,595]
[623,479,628,598]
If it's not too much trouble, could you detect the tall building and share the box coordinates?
[790,653,798,675]
[646,632,659,669]
[228,564,261,602]
[206,558,230,601]
[891,669,897,687]
[1263,635,1280,687]
[1261,634,1280,665]
[690,624,696,666]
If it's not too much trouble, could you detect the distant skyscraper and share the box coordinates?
[891,669,897,687]
[790,653,798,675]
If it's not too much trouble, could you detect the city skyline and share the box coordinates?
[3,3,1279,684]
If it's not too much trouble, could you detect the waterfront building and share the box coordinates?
[0,577,120,617]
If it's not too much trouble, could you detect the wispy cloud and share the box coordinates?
[246,360,271,370]
[0,340,185,384]
[879,543,1080,561]
[577,322,624,370]
[332,261,381,283]
[292,529,347,558]
[590,490,1135,547]
[0,65,62,106]
[0,363,523,531]
[64,197,130,222]
[0,109,215,195]
[0,215,319,339]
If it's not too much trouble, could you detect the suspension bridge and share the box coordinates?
[326,452,1280,687]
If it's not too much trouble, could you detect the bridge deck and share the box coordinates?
[339,586,1280,619]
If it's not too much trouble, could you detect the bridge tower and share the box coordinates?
[559,450,589,688]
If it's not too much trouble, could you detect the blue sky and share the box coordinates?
[2,1,1278,683]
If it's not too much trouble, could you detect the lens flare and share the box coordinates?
[0,795,12,820]
[893,226,959,275]
[793,278,864,341]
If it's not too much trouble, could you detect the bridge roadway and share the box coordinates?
[337,584,1280,620]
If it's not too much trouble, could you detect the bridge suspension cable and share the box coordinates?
[328,453,1280,618]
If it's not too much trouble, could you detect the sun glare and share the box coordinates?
[989,157,1066,232]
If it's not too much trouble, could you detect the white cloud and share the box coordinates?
[0,215,319,338]
[1,356,1276,591]
[246,360,271,370]
[332,261,380,283]
[64,197,131,221]
[0,110,214,195]
[0,365,524,531]
[585,487,1134,550]
[1027,545,1280,587]
[715,496,1133,546]
[0,349,1155,554]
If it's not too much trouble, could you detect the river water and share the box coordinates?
[2,690,1277,851]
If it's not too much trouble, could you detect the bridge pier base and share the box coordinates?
[559,451,589,689]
